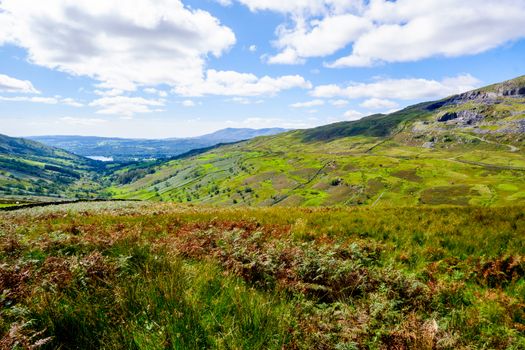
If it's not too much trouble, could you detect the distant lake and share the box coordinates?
[87,156,114,162]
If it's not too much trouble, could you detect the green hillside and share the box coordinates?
[112,76,525,207]
[0,134,106,199]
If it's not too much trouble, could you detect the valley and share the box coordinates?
[109,76,525,207]
[2,77,525,208]
[2,2,525,349]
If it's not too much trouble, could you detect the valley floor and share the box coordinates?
[1,202,524,349]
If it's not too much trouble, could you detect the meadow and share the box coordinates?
[1,202,524,349]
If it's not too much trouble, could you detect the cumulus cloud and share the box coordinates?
[290,99,325,108]
[329,0,525,67]
[312,74,480,100]
[181,100,196,107]
[0,74,39,93]
[360,98,398,110]
[89,96,165,117]
[230,0,525,66]
[268,13,370,64]
[174,69,311,97]
[0,0,236,91]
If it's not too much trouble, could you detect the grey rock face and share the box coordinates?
[438,110,484,125]
[438,112,458,122]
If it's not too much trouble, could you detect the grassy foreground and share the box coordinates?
[1,202,524,349]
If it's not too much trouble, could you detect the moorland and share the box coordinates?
[1,76,525,349]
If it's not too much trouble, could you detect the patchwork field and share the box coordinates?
[111,131,525,207]
[1,202,524,349]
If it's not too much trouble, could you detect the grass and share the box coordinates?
[1,202,524,349]
[112,130,525,207]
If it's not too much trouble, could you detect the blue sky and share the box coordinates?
[0,0,524,138]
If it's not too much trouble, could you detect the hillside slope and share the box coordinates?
[113,76,525,207]
[0,134,105,198]
[29,128,288,162]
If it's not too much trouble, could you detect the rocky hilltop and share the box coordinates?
[415,76,525,138]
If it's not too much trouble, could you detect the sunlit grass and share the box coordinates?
[1,202,524,348]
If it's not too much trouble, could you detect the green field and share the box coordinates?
[1,202,524,349]
[111,129,525,207]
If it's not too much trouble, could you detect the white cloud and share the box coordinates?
[181,99,196,107]
[343,109,364,121]
[89,96,165,117]
[331,0,525,67]
[330,99,349,107]
[215,0,233,6]
[233,0,361,15]
[143,88,168,97]
[266,48,305,65]
[0,96,58,104]
[290,99,325,108]
[229,97,264,105]
[0,95,83,106]
[249,45,257,52]
[0,0,236,91]
[61,98,84,107]
[312,74,480,100]
[94,88,124,97]
[232,0,525,67]
[173,69,311,97]
[268,13,370,64]
[60,117,107,126]
[360,98,398,110]
[0,74,39,93]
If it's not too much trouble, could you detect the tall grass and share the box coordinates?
[1,202,524,349]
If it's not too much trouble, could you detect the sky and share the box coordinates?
[0,0,524,139]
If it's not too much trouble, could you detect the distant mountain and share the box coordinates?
[29,128,288,162]
[113,75,525,207]
[186,128,289,142]
[0,133,103,198]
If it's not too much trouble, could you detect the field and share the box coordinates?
[111,130,525,207]
[1,202,524,349]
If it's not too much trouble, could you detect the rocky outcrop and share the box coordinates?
[502,87,525,96]
[437,110,484,125]
[427,77,525,111]
[438,112,458,122]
